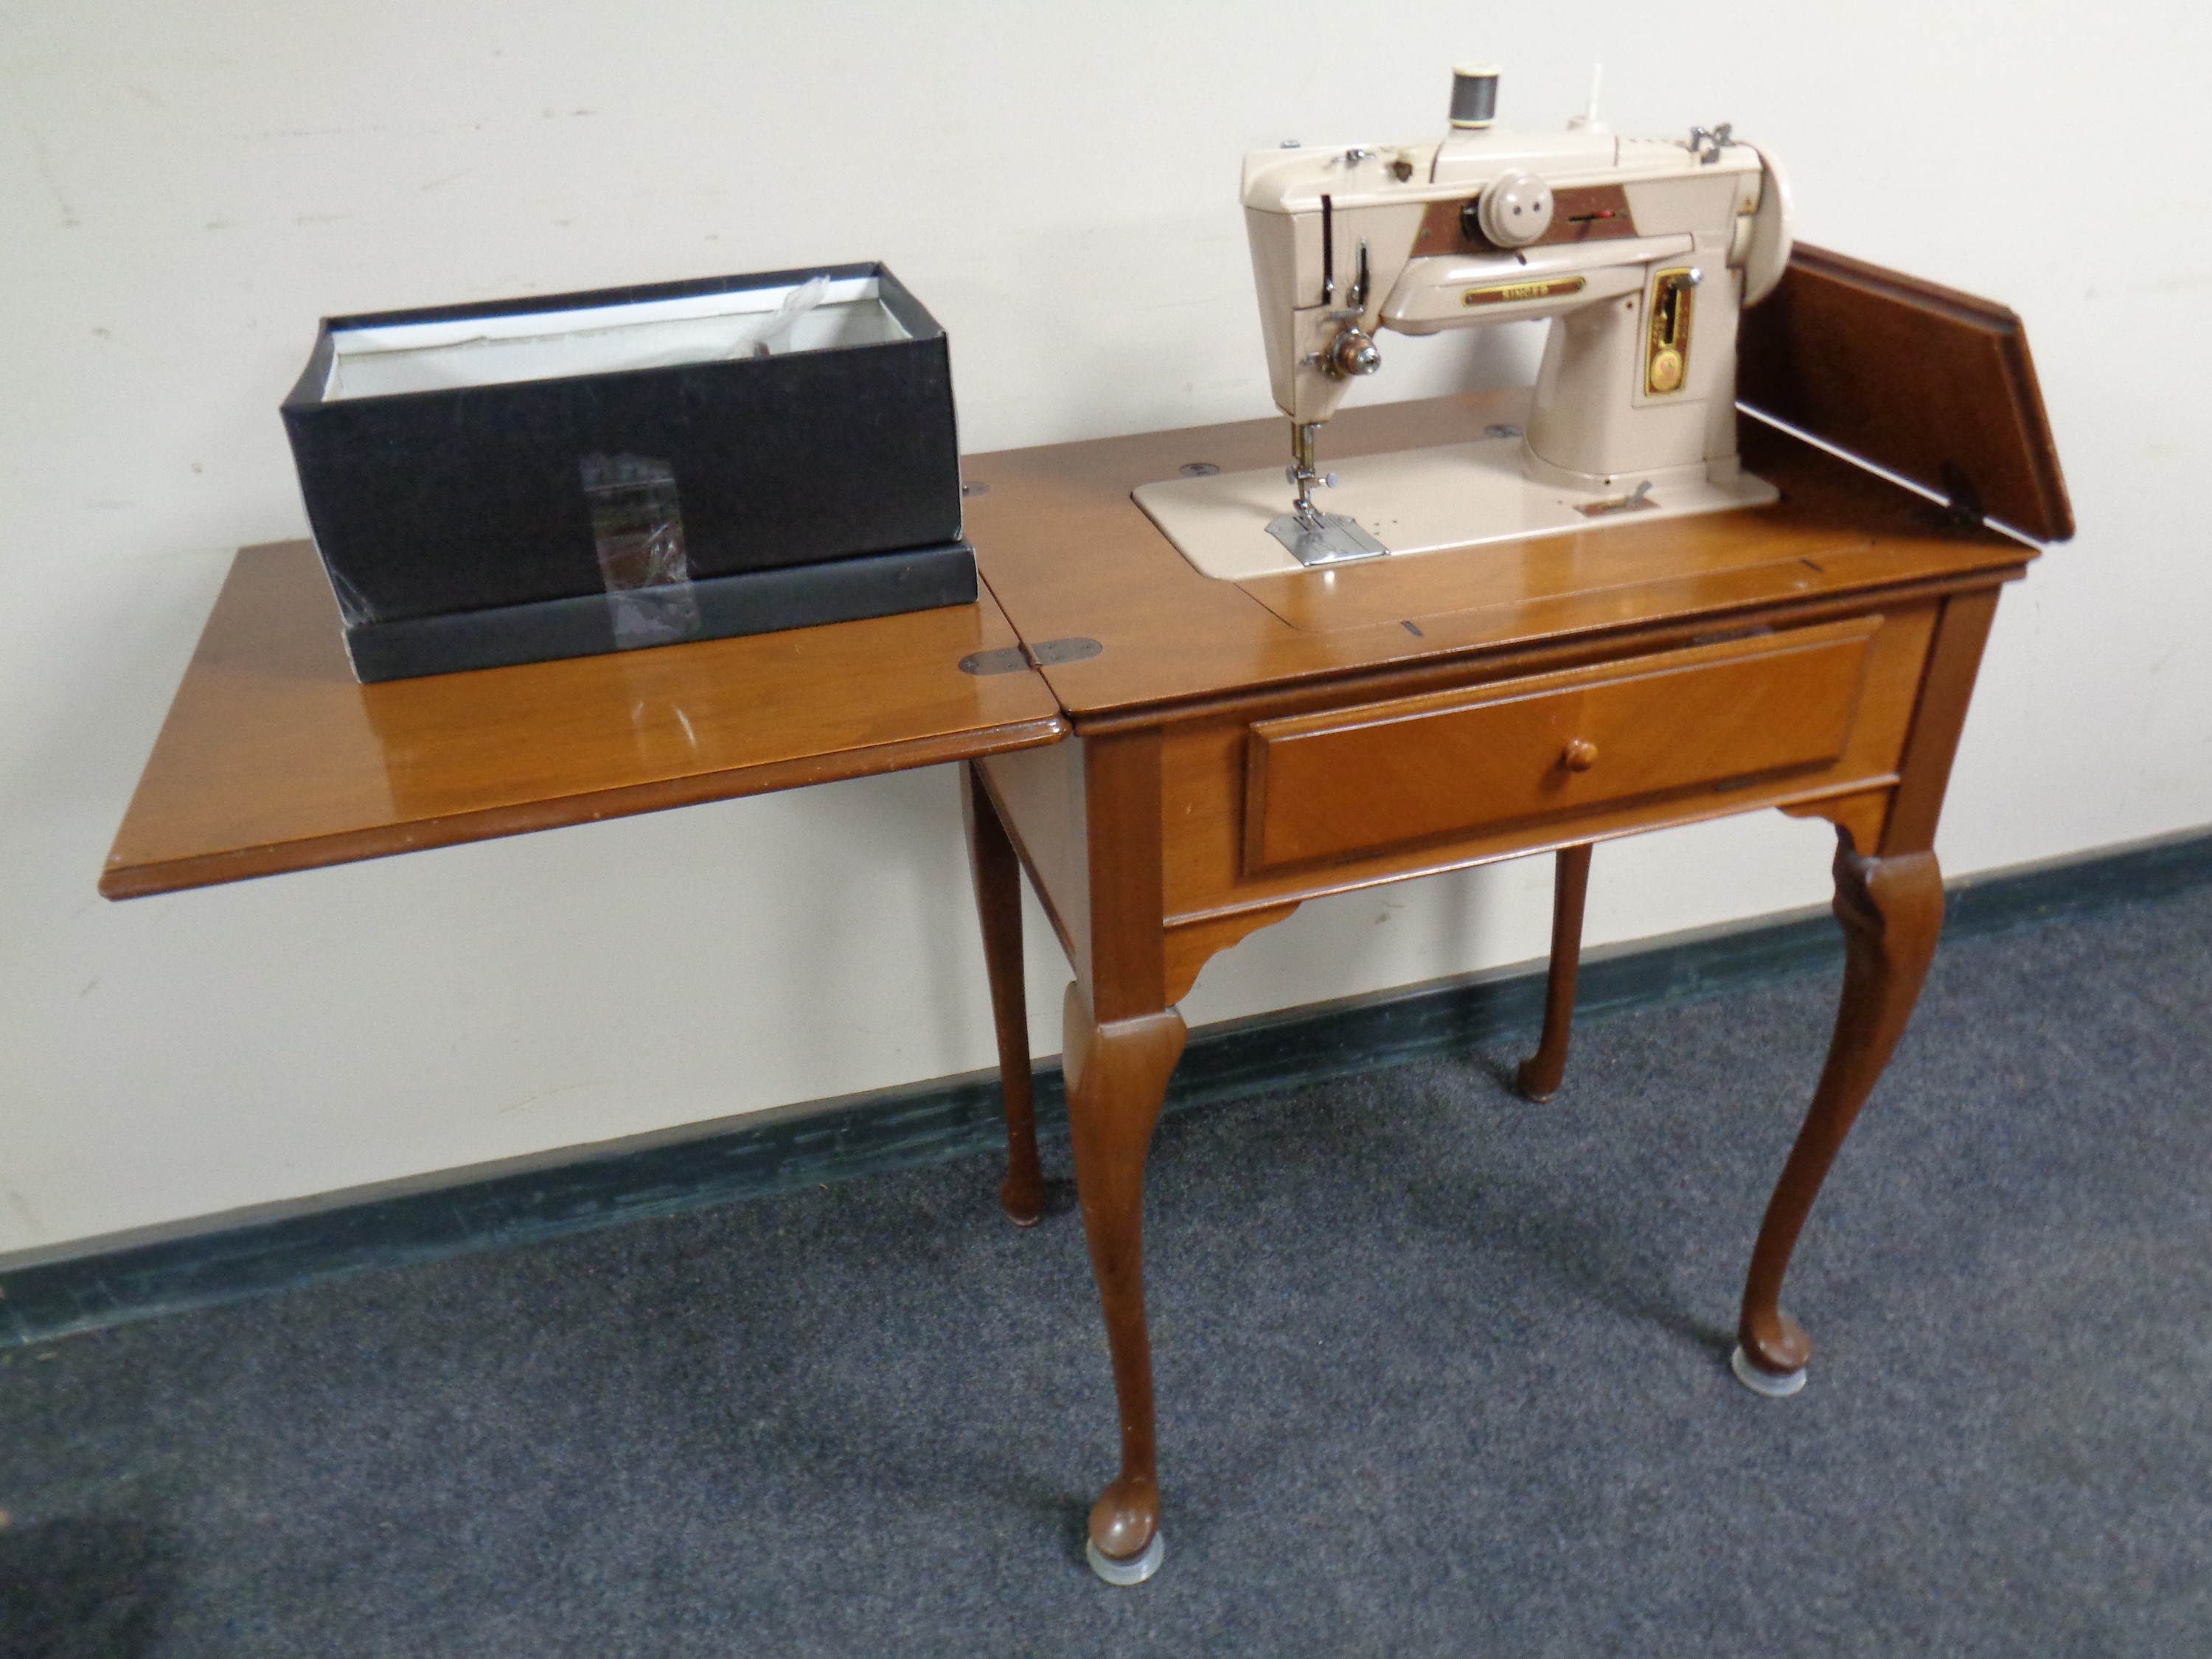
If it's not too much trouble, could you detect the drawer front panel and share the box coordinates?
[1246,619,1879,871]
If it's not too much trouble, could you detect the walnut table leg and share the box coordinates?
[1517,843,1593,1102]
[962,760,1046,1225]
[1735,828,1944,1394]
[1062,982,1187,1585]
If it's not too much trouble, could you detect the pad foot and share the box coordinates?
[1000,1172,1044,1228]
[1513,1059,1557,1102]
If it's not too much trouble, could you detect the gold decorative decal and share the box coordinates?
[1645,267,1698,395]
[1462,275,1587,307]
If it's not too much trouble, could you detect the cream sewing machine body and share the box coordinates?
[1136,67,1794,580]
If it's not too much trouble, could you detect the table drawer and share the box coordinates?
[1245,617,1881,871]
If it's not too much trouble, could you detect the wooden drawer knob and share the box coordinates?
[1562,738,1599,773]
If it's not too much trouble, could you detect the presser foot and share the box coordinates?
[1730,1344,1808,1397]
[1265,509,1388,567]
[1085,1529,1166,1586]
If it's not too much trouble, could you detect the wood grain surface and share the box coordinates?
[1146,590,1941,925]
[959,390,2035,723]
[1739,243,2074,543]
[102,543,1065,898]
[1738,833,1948,1377]
[1243,617,1879,870]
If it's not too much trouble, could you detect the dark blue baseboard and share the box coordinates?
[7,826,2209,1349]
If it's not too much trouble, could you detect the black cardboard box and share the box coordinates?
[280,262,975,681]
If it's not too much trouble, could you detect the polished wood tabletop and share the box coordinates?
[101,542,1066,898]
[958,388,2034,723]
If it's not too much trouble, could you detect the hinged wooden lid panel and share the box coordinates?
[102,543,1066,898]
[1245,617,1879,871]
[1738,244,2073,543]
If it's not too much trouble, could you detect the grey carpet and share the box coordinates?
[4,883,2208,1658]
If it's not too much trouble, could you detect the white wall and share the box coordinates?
[4,1,2206,1256]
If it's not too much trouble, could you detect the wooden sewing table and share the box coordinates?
[953,248,2070,1578]
[103,248,2068,1585]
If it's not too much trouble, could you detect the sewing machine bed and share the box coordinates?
[1132,431,1778,582]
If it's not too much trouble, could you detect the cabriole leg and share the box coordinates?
[1062,983,1186,1585]
[961,760,1045,1225]
[1517,843,1593,1102]
[1735,829,1944,1395]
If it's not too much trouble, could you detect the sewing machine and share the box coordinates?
[1135,66,1793,579]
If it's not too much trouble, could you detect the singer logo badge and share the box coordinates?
[1462,276,1586,306]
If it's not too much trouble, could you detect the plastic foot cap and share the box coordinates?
[1514,1060,1557,1102]
[1731,1344,1807,1397]
[1086,1530,1165,1586]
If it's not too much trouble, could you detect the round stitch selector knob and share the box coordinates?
[1477,169,1555,247]
[1562,738,1599,772]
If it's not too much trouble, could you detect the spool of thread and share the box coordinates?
[1450,63,1500,130]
